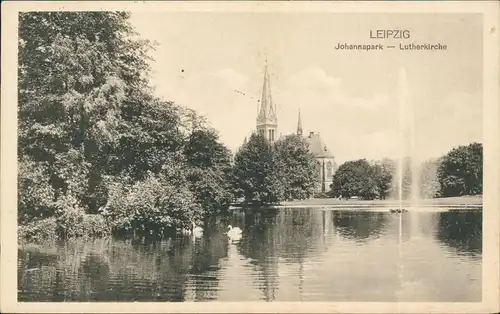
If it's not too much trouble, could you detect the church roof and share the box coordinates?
[306,132,334,158]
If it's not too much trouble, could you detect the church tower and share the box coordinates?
[297,109,303,136]
[256,63,278,143]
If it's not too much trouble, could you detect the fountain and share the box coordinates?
[396,67,412,300]
[397,67,406,213]
[395,68,429,298]
[393,67,421,213]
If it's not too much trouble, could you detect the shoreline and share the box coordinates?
[230,195,483,210]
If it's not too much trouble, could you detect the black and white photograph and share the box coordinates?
[1,1,499,313]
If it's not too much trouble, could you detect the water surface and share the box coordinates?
[18,208,482,302]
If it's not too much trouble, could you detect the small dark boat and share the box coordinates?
[389,208,408,213]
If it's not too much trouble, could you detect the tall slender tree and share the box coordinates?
[273,135,318,200]
[232,133,281,205]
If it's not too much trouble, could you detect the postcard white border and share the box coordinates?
[1,1,499,313]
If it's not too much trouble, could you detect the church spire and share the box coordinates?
[256,61,278,142]
[257,63,276,125]
[297,109,303,136]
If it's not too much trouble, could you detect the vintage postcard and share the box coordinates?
[1,1,499,313]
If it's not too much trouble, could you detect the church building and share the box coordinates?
[254,64,337,193]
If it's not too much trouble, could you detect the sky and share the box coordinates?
[129,12,482,164]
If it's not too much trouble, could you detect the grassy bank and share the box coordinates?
[277,195,482,207]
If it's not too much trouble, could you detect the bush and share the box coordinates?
[313,192,330,199]
[54,194,86,238]
[18,217,58,244]
[103,172,199,234]
[52,194,110,238]
[82,214,111,237]
[18,159,57,224]
[19,215,110,243]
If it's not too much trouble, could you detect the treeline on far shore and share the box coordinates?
[327,142,483,201]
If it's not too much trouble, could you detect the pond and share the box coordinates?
[17,208,482,302]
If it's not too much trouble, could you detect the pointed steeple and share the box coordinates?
[256,61,278,143]
[297,109,303,136]
[257,62,277,126]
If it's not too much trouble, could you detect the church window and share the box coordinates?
[268,129,275,141]
[315,161,321,178]
[327,161,333,178]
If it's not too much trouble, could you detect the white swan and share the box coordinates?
[180,228,191,236]
[226,225,242,241]
[178,222,203,240]
[192,222,203,238]
[228,225,242,234]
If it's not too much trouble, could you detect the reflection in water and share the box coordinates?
[332,211,388,242]
[236,209,280,301]
[18,208,482,302]
[435,211,482,256]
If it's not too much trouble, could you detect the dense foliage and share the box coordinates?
[330,159,387,200]
[420,159,441,198]
[371,159,394,200]
[18,12,233,240]
[184,129,235,218]
[272,135,318,200]
[329,143,482,200]
[232,134,318,205]
[437,142,483,197]
[232,133,281,205]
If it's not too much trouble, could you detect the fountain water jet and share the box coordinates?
[397,67,421,212]
[397,67,410,300]
[395,67,431,300]
[397,68,406,213]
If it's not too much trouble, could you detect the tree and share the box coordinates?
[359,163,378,200]
[184,128,234,217]
[371,159,394,200]
[438,142,483,197]
[273,135,318,200]
[17,12,236,238]
[330,159,377,200]
[232,133,282,205]
[114,97,186,180]
[420,158,441,198]
[18,12,154,218]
